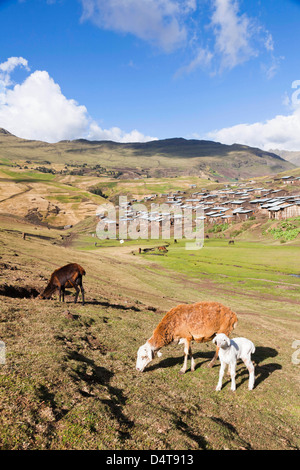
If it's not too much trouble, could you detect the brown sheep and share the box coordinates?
[136,301,238,373]
[39,263,85,304]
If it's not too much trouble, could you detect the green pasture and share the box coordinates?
[143,239,300,314]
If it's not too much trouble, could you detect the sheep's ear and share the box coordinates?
[226,337,231,346]
[157,351,162,358]
[212,336,217,344]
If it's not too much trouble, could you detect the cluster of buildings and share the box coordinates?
[134,175,300,225]
[97,175,300,235]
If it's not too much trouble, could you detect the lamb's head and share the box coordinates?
[213,333,231,349]
[136,342,154,372]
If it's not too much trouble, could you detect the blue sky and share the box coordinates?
[0,0,300,150]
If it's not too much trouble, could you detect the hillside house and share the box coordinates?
[221,214,235,223]
[268,202,300,220]
[269,189,287,197]
[281,176,296,184]
[233,208,254,220]
[228,200,244,209]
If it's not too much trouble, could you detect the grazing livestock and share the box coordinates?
[39,263,85,304]
[213,333,255,391]
[136,301,238,373]
[158,246,168,252]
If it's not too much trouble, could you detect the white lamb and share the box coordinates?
[213,333,255,391]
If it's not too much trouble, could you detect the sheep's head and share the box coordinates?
[136,342,163,372]
[38,292,51,300]
[213,333,231,349]
[136,342,154,372]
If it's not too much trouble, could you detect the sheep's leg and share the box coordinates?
[74,285,80,303]
[216,362,226,391]
[61,287,65,302]
[78,279,85,305]
[208,346,219,368]
[74,278,85,305]
[69,280,80,303]
[179,338,192,374]
[58,286,62,302]
[190,346,195,372]
[81,286,85,305]
[243,358,255,390]
[230,362,236,391]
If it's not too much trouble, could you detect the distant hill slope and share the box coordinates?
[0,129,295,180]
[269,149,300,167]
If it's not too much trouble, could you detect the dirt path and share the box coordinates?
[0,183,32,204]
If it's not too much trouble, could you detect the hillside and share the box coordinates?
[270,149,300,167]
[0,215,299,450]
[0,129,295,180]
[0,131,299,450]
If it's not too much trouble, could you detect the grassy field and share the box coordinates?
[0,214,299,450]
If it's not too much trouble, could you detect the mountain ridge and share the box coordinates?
[0,128,295,180]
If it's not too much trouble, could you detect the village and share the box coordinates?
[98,174,300,239]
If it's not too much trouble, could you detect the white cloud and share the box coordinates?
[80,0,196,52]
[0,56,29,75]
[0,58,155,143]
[210,0,256,70]
[206,88,300,151]
[88,121,157,142]
[0,56,30,93]
[0,69,89,142]
[175,47,213,77]
[92,0,277,77]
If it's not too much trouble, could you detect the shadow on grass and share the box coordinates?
[252,346,281,388]
[209,346,281,390]
[146,350,218,373]
[146,346,281,389]
[173,416,209,450]
[84,299,142,311]
[36,384,70,422]
[67,350,134,441]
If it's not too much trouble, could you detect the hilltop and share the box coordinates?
[0,129,295,180]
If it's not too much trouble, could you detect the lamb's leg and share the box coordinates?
[244,358,255,390]
[208,346,219,368]
[230,362,236,391]
[216,361,226,391]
